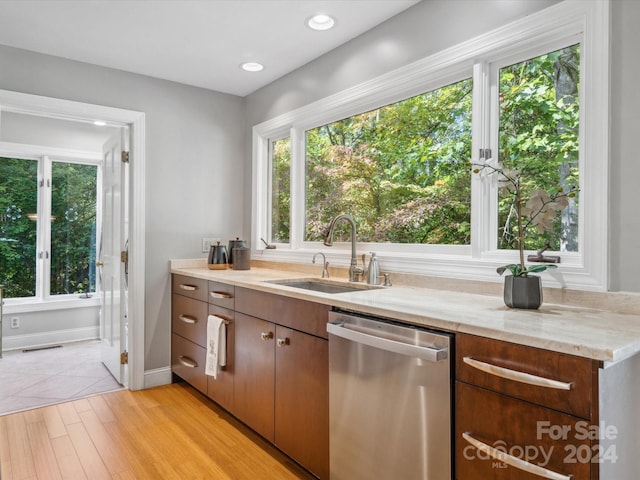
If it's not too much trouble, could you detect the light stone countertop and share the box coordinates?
[171,260,640,366]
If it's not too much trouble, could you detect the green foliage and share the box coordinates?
[0,157,97,298]
[305,78,473,244]
[497,263,558,277]
[272,44,580,253]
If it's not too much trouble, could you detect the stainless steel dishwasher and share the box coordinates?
[327,310,452,480]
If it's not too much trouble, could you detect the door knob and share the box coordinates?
[96,261,104,267]
[277,338,290,347]
[261,332,273,341]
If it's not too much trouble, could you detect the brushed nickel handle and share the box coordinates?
[179,284,198,291]
[463,357,572,391]
[178,355,197,368]
[210,291,232,299]
[261,332,274,341]
[178,314,197,324]
[277,338,290,347]
[462,432,572,480]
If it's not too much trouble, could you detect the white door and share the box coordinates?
[99,127,129,386]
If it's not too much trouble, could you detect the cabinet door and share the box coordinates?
[206,305,235,413]
[456,381,592,480]
[275,326,329,480]
[234,312,275,442]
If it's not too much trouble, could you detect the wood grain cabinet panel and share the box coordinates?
[208,281,235,310]
[275,325,329,480]
[456,333,595,419]
[206,305,235,413]
[233,312,276,442]
[171,333,207,395]
[172,274,207,301]
[235,287,330,338]
[171,293,208,347]
[456,382,592,480]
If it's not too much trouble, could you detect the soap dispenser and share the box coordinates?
[366,252,381,285]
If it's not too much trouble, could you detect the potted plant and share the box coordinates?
[472,159,577,309]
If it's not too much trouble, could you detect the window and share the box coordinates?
[252,1,608,290]
[0,155,99,300]
[304,78,472,245]
[496,44,580,253]
[270,136,290,244]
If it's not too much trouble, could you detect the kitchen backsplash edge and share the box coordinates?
[169,258,640,315]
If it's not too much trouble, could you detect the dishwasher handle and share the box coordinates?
[327,321,448,362]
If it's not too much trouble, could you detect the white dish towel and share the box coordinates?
[205,314,227,379]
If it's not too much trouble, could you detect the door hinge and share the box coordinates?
[121,151,130,163]
[121,250,128,263]
[120,351,129,364]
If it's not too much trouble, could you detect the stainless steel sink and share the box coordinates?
[266,278,383,294]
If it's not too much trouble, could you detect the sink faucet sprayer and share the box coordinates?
[323,214,364,282]
[312,252,330,278]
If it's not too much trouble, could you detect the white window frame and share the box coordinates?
[252,0,609,291]
[0,141,102,311]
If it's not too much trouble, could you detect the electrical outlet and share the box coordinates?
[201,236,220,253]
[11,317,19,329]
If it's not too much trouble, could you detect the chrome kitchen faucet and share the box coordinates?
[323,214,364,282]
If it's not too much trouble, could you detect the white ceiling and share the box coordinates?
[0,0,420,97]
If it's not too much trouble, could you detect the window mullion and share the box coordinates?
[289,127,305,250]
[41,156,52,300]
[471,61,495,258]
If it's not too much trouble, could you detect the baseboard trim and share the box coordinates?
[143,366,172,389]
[2,326,100,351]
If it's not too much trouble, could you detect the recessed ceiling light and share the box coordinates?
[93,120,106,126]
[307,14,335,31]
[241,62,264,72]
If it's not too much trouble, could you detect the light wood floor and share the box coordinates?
[0,382,315,479]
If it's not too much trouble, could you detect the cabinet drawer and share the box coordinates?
[235,287,330,338]
[172,294,207,347]
[456,382,592,480]
[172,274,208,302]
[208,281,235,309]
[172,333,207,394]
[456,333,595,419]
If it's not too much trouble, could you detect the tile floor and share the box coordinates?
[0,339,123,416]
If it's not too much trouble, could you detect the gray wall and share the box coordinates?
[0,45,245,370]
[244,0,640,293]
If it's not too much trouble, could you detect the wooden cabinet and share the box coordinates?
[274,325,329,480]
[234,312,276,441]
[455,332,599,480]
[171,275,235,408]
[172,277,329,479]
[234,287,330,480]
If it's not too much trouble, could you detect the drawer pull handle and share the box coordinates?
[178,355,198,368]
[210,291,232,299]
[179,284,198,291]
[463,357,572,391]
[261,332,274,341]
[462,432,572,480]
[178,315,197,324]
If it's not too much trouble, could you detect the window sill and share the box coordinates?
[2,295,101,314]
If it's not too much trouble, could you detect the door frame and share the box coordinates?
[0,89,146,390]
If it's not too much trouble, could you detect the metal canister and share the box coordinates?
[232,247,251,270]
[228,237,247,268]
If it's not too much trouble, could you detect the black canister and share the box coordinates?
[208,241,228,270]
[228,237,247,268]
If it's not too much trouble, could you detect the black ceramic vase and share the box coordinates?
[503,275,542,309]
